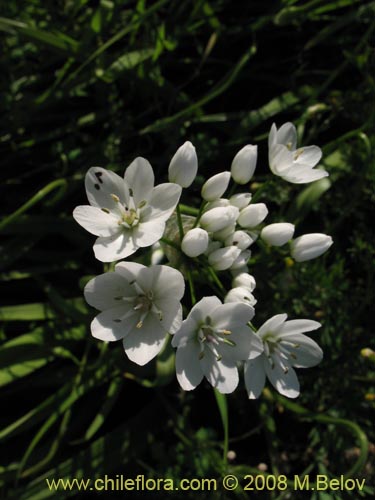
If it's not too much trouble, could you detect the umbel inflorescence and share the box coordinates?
[73,122,332,398]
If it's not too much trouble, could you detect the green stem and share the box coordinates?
[176,205,185,241]
[192,201,208,228]
[214,389,229,468]
[0,179,67,232]
[179,204,199,216]
[207,267,225,292]
[186,268,196,305]
[160,237,180,251]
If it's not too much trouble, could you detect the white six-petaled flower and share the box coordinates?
[172,296,263,394]
[244,314,323,399]
[84,262,185,366]
[268,122,328,184]
[73,158,181,262]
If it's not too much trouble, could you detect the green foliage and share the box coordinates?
[0,0,374,498]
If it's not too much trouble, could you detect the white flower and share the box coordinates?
[201,172,231,201]
[168,141,198,188]
[231,145,258,184]
[213,224,236,242]
[268,122,328,184]
[224,287,257,308]
[84,263,185,366]
[181,228,209,257]
[73,159,181,262]
[200,206,239,233]
[291,233,333,262]
[172,296,262,393]
[244,314,323,399]
[237,203,268,229]
[208,246,241,271]
[232,272,256,291]
[261,222,295,247]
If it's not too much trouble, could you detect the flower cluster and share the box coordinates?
[74,123,332,398]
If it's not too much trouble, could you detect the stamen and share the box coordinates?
[111,194,120,203]
[136,320,143,328]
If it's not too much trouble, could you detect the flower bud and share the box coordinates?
[151,242,164,265]
[181,228,209,257]
[225,230,253,250]
[229,192,252,209]
[201,171,231,201]
[261,222,295,247]
[291,233,333,262]
[200,206,239,233]
[232,272,256,291]
[224,286,257,308]
[205,198,230,211]
[237,203,268,229]
[230,249,251,270]
[213,224,236,242]
[168,141,198,188]
[231,145,257,184]
[208,246,241,271]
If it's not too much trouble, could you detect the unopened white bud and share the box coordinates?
[213,224,236,242]
[232,272,256,291]
[261,223,295,247]
[205,198,230,211]
[208,246,241,271]
[229,192,252,209]
[231,145,258,184]
[201,171,231,201]
[291,233,333,262]
[151,242,164,265]
[200,206,239,233]
[224,286,257,309]
[181,228,209,257]
[225,230,253,250]
[237,203,268,229]
[230,249,251,270]
[168,141,198,188]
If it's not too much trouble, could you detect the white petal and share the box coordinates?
[294,146,322,167]
[114,261,145,281]
[276,122,297,150]
[278,332,323,368]
[146,183,182,222]
[264,356,300,398]
[93,232,137,262]
[149,265,185,301]
[124,157,155,206]
[172,317,197,347]
[248,332,264,359]
[122,313,167,366]
[85,167,128,209]
[189,296,222,325]
[201,352,239,394]
[154,299,183,333]
[257,314,288,339]
[84,272,134,310]
[73,205,119,237]
[175,341,204,390]
[212,302,255,329]
[132,220,165,247]
[281,165,328,184]
[268,123,277,149]
[244,355,266,399]
[217,325,254,361]
[91,305,138,341]
[269,144,293,174]
[278,319,321,337]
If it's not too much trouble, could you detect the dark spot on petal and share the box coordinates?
[113,319,121,323]
[233,241,238,245]
[129,280,136,285]
[129,188,133,196]
[101,208,110,214]
[95,171,104,183]
[94,183,100,190]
